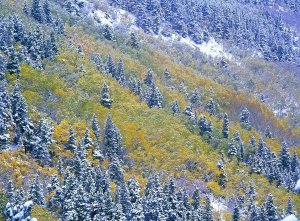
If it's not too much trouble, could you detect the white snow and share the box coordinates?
[158,33,233,60]
[89,7,135,28]
[86,2,233,60]
[294,179,300,192]
[281,214,299,221]
[91,10,113,26]
[211,199,227,212]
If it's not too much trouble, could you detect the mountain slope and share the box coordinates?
[0,0,299,220]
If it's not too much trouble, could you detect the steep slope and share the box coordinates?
[0,0,299,220]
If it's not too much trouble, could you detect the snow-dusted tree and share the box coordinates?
[43,0,52,24]
[11,82,34,143]
[247,182,257,199]
[203,197,213,221]
[0,56,6,80]
[65,127,77,151]
[240,108,251,130]
[90,54,104,72]
[265,125,273,138]
[0,80,11,150]
[264,194,278,221]
[279,142,290,170]
[54,18,66,35]
[6,47,20,75]
[47,174,60,193]
[144,69,154,86]
[91,114,102,141]
[30,174,46,206]
[82,128,93,149]
[147,82,163,108]
[34,119,53,165]
[286,197,294,215]
[291,151,299,173]
[192,188,200,210]
[31,0,44,23]
[228,142,237,158]
[115,59,127,86]
[130,32,140,49]
[23,0,30,15]
[206,98,217,116]
[232,205,240,221]
[100,83,113,109]
[103,24,114,41]
[4,200,35,220]
[109,157,125,184]
[218,168,228,188]
[6,180,14,202]
[104,114,124,160]
[190,88,201,107]
[222,113,229,139]
[105,55,116,76]
[172,100,180,115]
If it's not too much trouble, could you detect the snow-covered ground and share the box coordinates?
[85,1,233,60]
[281,214,299,221]
[294,179,300,192]
[180,37,233,60]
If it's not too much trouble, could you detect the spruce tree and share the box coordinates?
[147,82,163,108]
[24,0,30,15]
[65,127,77,151]
[222,113,229,139]
[116,59,127,86]
[130,32,140,49]
[286,197,294,215]
[6,47,20,75]
[240,108,251,130]
[0,80,11,150]
[105,55,116,76]
[33,119,53,165]
[279,142,290,170]
[103,25,114,40]
[91,114,102,141]
[264,194,278,221]
[109,157,125,183]
[188,189,198,211]
[228,141,237,158]
[43,0,52,24]
[6,180,14,202]
[206,98,217,116]
[203,197,213,221]
[232,205,240,221]
[190,88,201,107]
[265,126,273,138]
[0,56,6,80]
[104,114,124,160]
[100,83,113,109]
[31,0,44,23]
[82,128,93,149]
[218,168,228,188]
[291,151,299,173]
[144,69,154,86]
[172,100,180,114]
[30,174,46,206]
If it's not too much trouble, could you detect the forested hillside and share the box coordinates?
[0,0,299,220]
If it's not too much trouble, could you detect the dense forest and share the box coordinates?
[0,0,299,220]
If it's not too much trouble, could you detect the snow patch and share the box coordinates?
[90,10,113,26]
[211,199,227,212]
[87,2,233,60]
[159,33,233,60]
[89,7,135,28]
[281,214,299,221]
[294,179,300,192]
